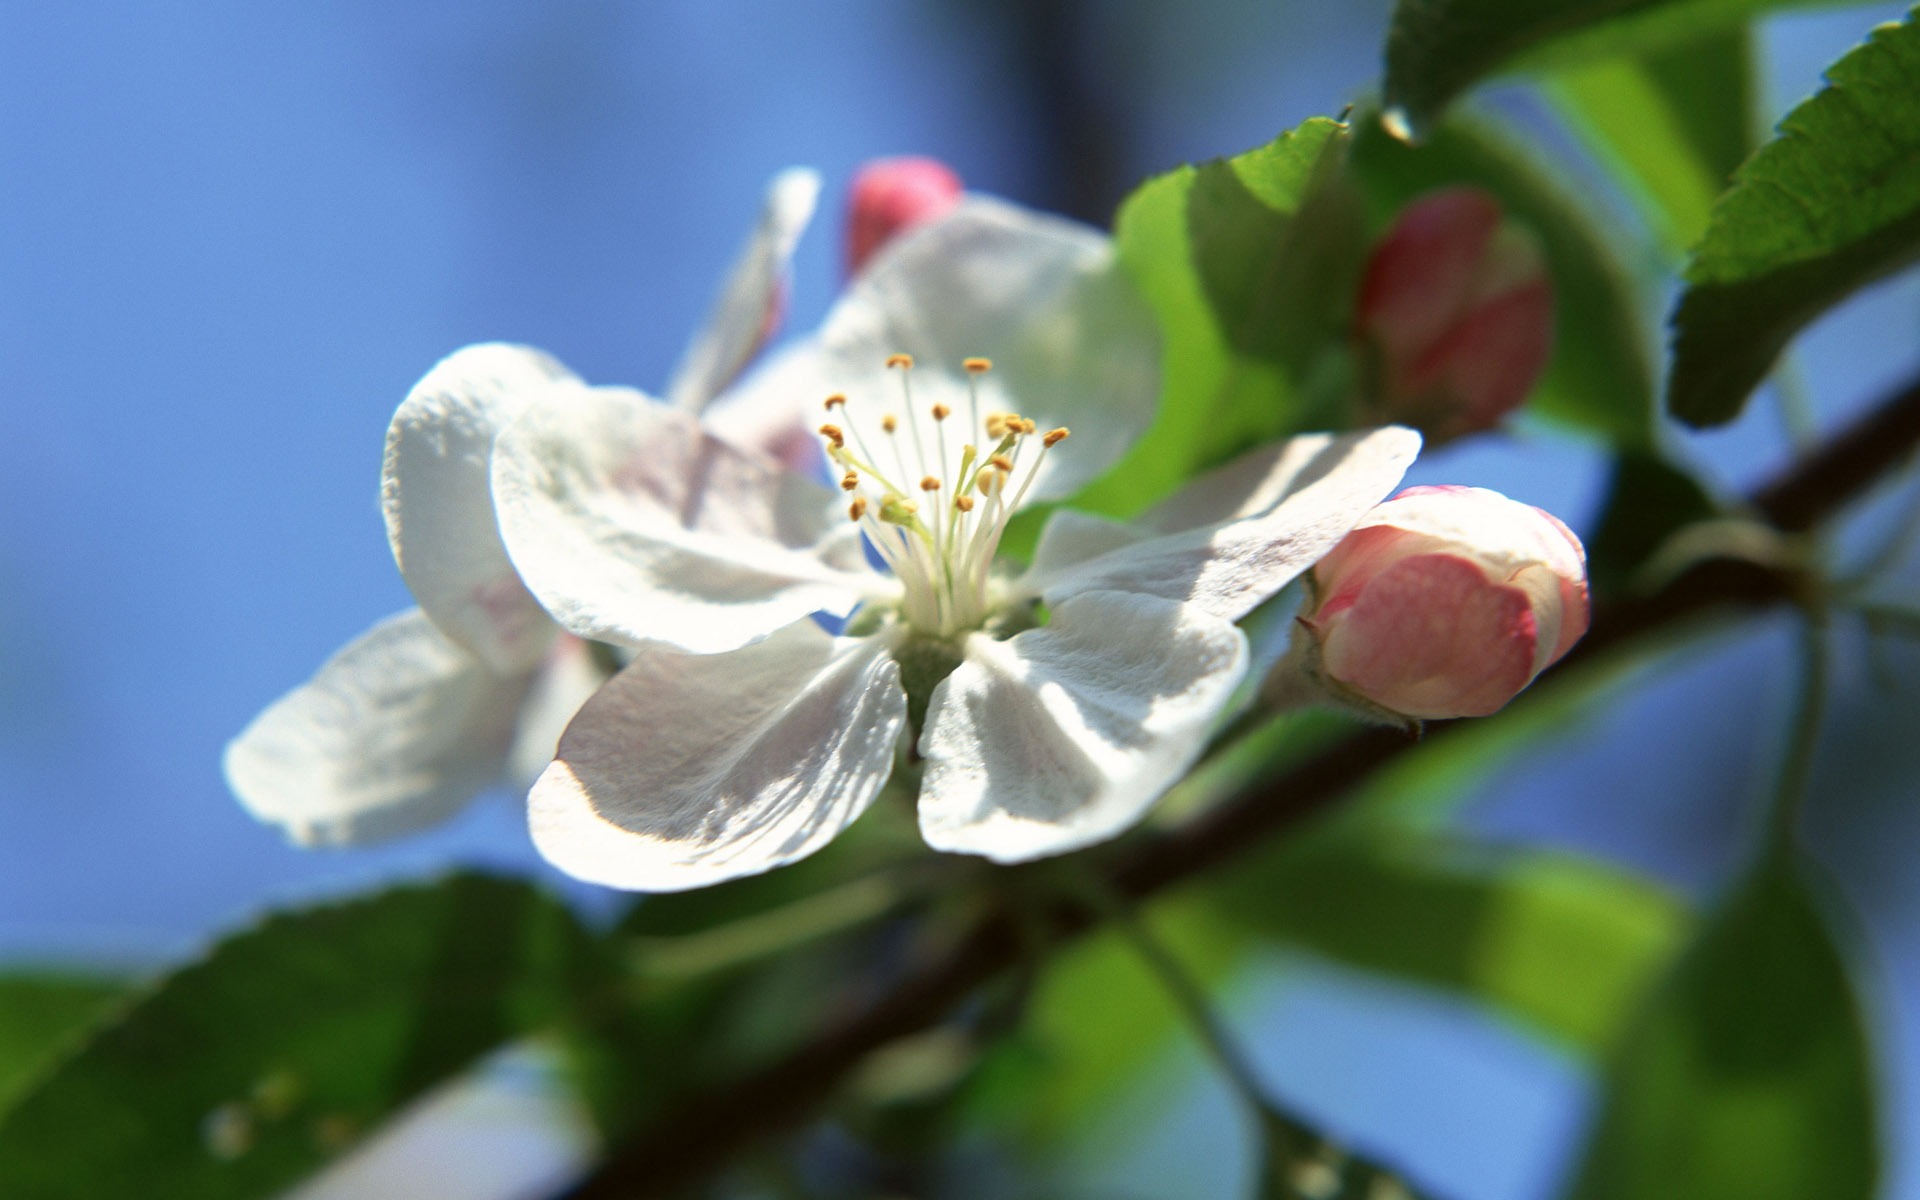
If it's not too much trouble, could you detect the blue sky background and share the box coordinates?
[3,4,1916,1198]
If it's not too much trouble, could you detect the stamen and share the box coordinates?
[886,353,915,370]
[930,404,950,421]
[1043,427,1070,447]
[988,454,1014,472]
[848,497,868,521]
[920,476,942,492]
[840,471,860,491]
[955,495,975,513]
[881,414,898,434]
[985,413,1009,438]
[963,357,992,374]
[818,423,845,448]
[824,394,846,410]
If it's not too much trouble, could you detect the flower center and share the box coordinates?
[819,354,1068,639]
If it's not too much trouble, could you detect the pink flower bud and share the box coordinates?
[1296,485,1589,721]
[1354,187,1553,440]
[845,156,964,277]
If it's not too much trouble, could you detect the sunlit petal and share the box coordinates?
[917,591,1247,862]
[530,622,906,891]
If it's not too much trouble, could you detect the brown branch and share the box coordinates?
[559,371,1920,1200]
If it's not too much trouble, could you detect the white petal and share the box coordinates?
[917,591,1248,862]
[665,167,822,412]
[382,343,577,673]
[493,387,882,654]
[504,636,611,789]
[818,195,1160,500]
[1020,427,1421,621]
[224,610,533,847]
[529,623,906,891]
[698,334,832,475]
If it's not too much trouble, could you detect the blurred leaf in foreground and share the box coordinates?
[0,874,595,1200]
[1564,855,1878,1200]
[0,972,124,1114]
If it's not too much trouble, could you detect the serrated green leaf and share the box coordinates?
[1206,839,1687,1052]
[1385,0,1858,133]
[1073,117,1368,518]
[1564,856,1878,1200]
[1350,115,1656,446]
[0,874,598,1200]
[0,973,124,1112]
[1548,30,1756,254]
[1669,10,1920,426]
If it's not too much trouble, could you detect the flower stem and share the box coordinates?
[1763,612,1830,860]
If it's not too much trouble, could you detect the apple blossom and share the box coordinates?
[491,201,1421,888]
[845,156,964,276]
[1285,484,1589,722]
[225,169,822,846]
[1353,187,1553,441]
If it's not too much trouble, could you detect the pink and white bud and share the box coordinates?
[1354,187,1553,441]
[1293,485,1589,721]
[845,156,964,277]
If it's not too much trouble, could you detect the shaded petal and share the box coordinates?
[918,591,1247,862]
[382,343,578,673]
[698,334,832,475]
[505,636,611,788]
[494,387,883,654]
[224,610,532,847]
[665,167,822,412]
[1020,428,1420,621]
[530,623,906,891]
[819,196,1160,500]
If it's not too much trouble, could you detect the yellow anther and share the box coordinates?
[919,475,942,492]
[824,394,846,410]
[954,495,975,513]
[840,471,859,491]
[985,413,1009,437]
[989,454,1015,472]
[963,357,993,374]
[881,414,899,433]
[818,423,845,447]
[1013,416,1037,435]
[879,494,919,524]
[886,353,915,369]
[848,496,869,521]
[1043,427,1070,447]
[930,403,950,421]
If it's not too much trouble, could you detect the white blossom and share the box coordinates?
[495,199,1422,889]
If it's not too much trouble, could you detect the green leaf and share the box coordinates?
[1384,0,1859,134]
[1547,29,1757,255]
[1349,115,1656,446]
[1669,10,1920,426]
[1073,116,1369,517]
[0,873,597,1200]
[1206,839,1687,1052]
[1564,856,1878,1199]
[0,973,124,1113]
[964,891,1252,1146]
